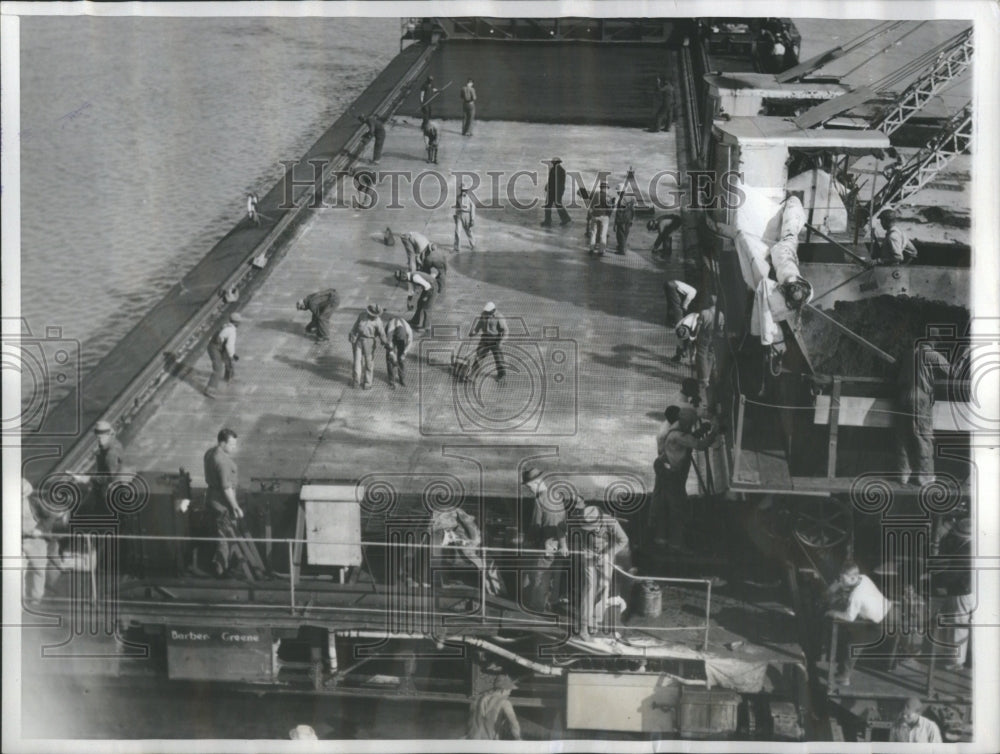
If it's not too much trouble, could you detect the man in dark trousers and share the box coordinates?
[655,411,719,551]
[405,269,438,332]
[460,78,477,136]
[359,114,386,165]
[896,342,951,485]
[587,180,614,256]
[541,157,571,227]
[419,76,437,124]
[422,119,439,164]
[203,427,247,578]
[420,243,448,293]
[296,288,340,342]
[652,73,676,132]
[612,182,636,254]
[384,315,413,389]
[205,312,242,399]
[649,213,682,260]
[471,301,508,381]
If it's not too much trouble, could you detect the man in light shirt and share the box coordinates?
[399,231,433,306]
[889,697,942,743]
[384,315,413,389]
[826,560,891,686]
[205,312,242,398]
[664,279,697,327]
[454,183,477,252]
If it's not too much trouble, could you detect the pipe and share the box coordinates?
[335,629,564,677]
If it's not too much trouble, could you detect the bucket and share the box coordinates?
[638,582,663,618]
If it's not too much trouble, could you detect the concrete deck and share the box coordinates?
[126,117,692,503]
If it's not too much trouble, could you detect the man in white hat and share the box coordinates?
[587,179,613,256]
[348,304,388,389]
[205,312,243,398]
[471,302,507,381]
[453,182,476,252]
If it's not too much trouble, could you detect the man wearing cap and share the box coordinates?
[611,183,636,255]
[454,183,476,252]
[895,342,951,486]
[384,315,413,389]
[871,210,917,266]
[587,180,613,256]
[349,305,388,389]
[72,419,126,515]
[22,478,67,605]
[471,302,508,381]
[296,288,340,342]
[521,468,569,556]
[205,313,242,399]
[664,279,698,328]
[655,410,719,551]
[889,697,942,743]
[419,243,448,293]
[405,269,438,333]
[399,231,433,306]
[467,676,521,740]
[460,78,477,136]
[649,212,682,261]
[419,75,437,124]
[203,427,246,577]
[573,505,629,639]
[672,311,700,364]
[541,157,571,227]
[934,517,974,670]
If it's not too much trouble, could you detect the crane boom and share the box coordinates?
[871,27,973,135]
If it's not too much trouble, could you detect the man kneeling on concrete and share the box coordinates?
[297,288,340,342]
[825,559,892,686]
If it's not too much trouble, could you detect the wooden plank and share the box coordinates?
[814,396,975,431]
[793,86,878,129]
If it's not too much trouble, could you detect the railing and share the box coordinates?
[39,531,714,649]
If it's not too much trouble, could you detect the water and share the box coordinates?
[18,17,399,381]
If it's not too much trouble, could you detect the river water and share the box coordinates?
[18,16,398,380]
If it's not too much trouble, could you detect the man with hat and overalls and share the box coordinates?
[205,312,242,398]
[541,157,572,227]
[587,180,613,256]
[348,304,388,389]
[454,182,476,252]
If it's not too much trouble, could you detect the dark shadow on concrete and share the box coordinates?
[274,353,353,383]
[163,351,204,392]
[256,318,313,337]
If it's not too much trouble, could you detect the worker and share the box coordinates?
[405,269,438,332]
[574,505,629,639]
[203,428,247,578]
[399,231,433,306]
[70,419,125,513]
[460,78,476,136]
[655,410,719,551]
[204,312,242,399]
[648,213,682,261]
[384,314,413,389]
[889,697,942,743]
[246,192,261,227]
[895,342,951,486]
[358,114,386,165]
[454,182,476,252]
[672,311,700,364]
[696,295,724,412]
[296,288,340,343]
[419,75,437,124]
[651,73,676,132]
[934,517,974,670]
[541,157,572,227]
[471,302,508,382]
[21,478,66,606]
[871,209,917,266]
[348,304,388,389]
[467,676,521,740]
[430,507,487,583]
[587,180,613,256]
[422,119,439,164]
[825,559,892,686]
[521,467,569,554]
[611,182,636,255]
[288,725,318,741]
[663,279,698,327]
[419,243,448,293]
